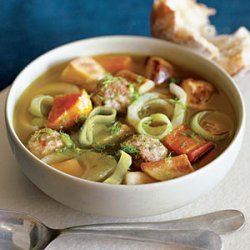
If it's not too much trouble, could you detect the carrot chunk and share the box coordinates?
[95,55,133,74]
[141,154,194,181]
[163,125,214,162]
[47,89,92,130]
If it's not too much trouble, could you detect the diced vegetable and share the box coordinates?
[191,110,233,141]
[61,57,106,92]
[52,158,84,177]
[124,171,156,185]
[181,78,215,108]
[95,55,133,74]
[141,154,194,181]
[29,95,54,118]
[145,56,175,84]
[163,125,214,162]
[169,83,187,128]
[116,70,155,94]
[47,89,92,130]
[104,150,132,184]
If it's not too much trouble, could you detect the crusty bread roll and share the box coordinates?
[209,27,250,75]
[151,0,250,76]
[151,0,219,59]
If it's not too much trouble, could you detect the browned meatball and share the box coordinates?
[121,134,168,169]
[92,75,134,113]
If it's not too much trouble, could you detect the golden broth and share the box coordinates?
[14,54,236,170]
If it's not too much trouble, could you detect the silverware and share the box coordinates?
[0,209,244,250]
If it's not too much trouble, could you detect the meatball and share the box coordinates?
[121,134,168,168]
[92,75,134,113]
[27,128,65,158]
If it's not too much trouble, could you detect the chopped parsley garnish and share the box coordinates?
[168,76,180,84]
[60,132,74,148]
[34,130,42,140]
[136,75,144,84]
[168,98,187,111]
[74,114,86,124]
[121,143,138,155]
[106,121,121,135]
[94,143,116,153]
[102,73,124,87]
[129,83,140,101]
[165,151,173,161]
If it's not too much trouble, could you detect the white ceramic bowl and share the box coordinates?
[5,36,246,217]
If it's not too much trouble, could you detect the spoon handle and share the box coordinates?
[62,229,222,250]
[66,209,244,235]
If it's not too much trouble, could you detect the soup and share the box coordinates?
[14,54,235,185]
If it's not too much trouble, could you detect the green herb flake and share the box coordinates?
[121,143,138,155]
[168,77,180,84]
[60,132,74,148]
[94,143,115,153]
[34,130,42,140]
[136,75,144,84]
[165,151,173,161]
[129,83,140,101]
[106,121,121,135]
[168,98,187,111]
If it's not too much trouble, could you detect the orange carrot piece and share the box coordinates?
[141,154,194,181]
[95,55,133,74]
[47,89,92,130]
[163,125,214,162]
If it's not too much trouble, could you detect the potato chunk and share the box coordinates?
[124,171,156,185]
[145,56,175,84]
[95,55,133,74]
[141,154,194,181]
[181,78,215,108]
[116,70,155,94]
[61,57,106,92]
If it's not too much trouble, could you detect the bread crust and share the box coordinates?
[151,0,219,58]
[151,0,250,76]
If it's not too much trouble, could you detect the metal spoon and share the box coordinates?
[0,209,244,250]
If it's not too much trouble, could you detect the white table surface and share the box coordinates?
[0,70,250,249]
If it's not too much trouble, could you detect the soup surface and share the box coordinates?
[14,54,235,185]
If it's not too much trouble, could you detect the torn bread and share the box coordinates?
[151,0,250,76]
[151,0,219,59]
[210,27,250,75]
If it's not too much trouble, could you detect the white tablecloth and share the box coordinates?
[0,70,249,249]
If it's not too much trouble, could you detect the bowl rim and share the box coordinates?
[5,35,246,190]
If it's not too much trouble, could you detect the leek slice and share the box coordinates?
[79,106,117,146]
[127,93,159,128]
[77,152,117,182]
[41,148,85,165]
[104,150,132,184]
[191,110,233,141]
[29,95,54,118]
[138,113,173,140]
[169,83,187,128]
